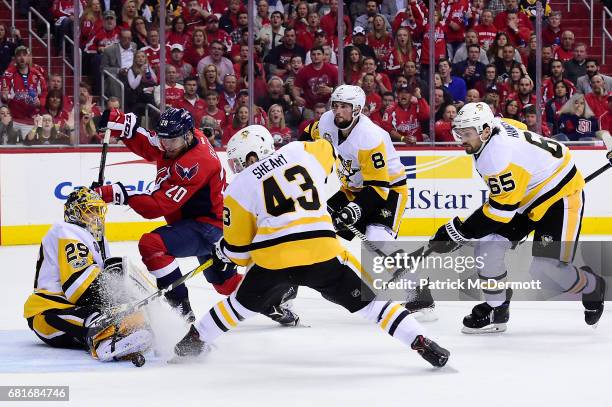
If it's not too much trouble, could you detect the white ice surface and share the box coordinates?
[1,240,611,407]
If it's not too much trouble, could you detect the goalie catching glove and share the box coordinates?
[429,217,471,254]
[94,182,129,205]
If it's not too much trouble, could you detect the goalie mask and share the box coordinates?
[226,125,275,173]
[64,187,108,241]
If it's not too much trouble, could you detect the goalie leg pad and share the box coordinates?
[88,311,152,361]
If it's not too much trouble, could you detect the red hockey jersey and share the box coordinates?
[123,127,225,228]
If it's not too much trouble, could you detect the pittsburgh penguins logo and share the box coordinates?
[337,155,358,186]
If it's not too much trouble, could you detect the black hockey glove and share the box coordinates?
[333,202,362,227]
[103,256,126,277]
[429,217,469,254]
[212,238,233,273]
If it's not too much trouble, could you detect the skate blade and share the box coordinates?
[461,323,507,334]
[412,308,438,322]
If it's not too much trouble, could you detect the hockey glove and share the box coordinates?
[107,109,138,139]
[208,239,242,295]
[333,202,362,227]
[103,256,126,277]
[95,182,129,205]
[429,217,469,254]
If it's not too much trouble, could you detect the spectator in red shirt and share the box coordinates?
[369,91,395,127]
[553,31,575,62]
[267,104,292,146]
[475,63,501,98]
[523,104,551,137]
[205,14,233,52]
[154,65,185,108]
[183,28,208,70]
[41,89,69,129]
[296,11,321,51]
[198,63,222,96]
[585,75,611,119]
[343,46,364,85]
[360,73,383,116]
[222,104,249,146]
[219,0,246,37]
[80,0,103,46]
[419,10,447,81]
[84,9,121,89]
[140,29,163,76]
[541,59,576,103]
[442,0,469,59]
[503,11,531,48]
[166,16,191,49]
[1,46,46,132]
[287,1,309,33]
[384,27,416,80]
[494,0,532,31]
[384,84,430,143]
[434,103,458,142]
[474,10,498,50]
[167,44,194,83]
[179,76,207,126]
[358,56,392,94]
[119,0,138,30]
[320,0,352,38]
[293,46,338,116]
[367,14,394,62]
[203,91,226,131]
[183,0,210,30]
[542,10,563,47]
[599,95,612,132]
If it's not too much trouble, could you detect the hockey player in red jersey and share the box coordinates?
[95,108,238,322]
[95,108,298,325]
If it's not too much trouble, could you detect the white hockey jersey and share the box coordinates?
[314,111,407,199]
[24,221,109,318]
[476,118,585,223]
[220,139,344,270]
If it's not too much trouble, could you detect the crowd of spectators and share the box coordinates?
[0,0,611,146]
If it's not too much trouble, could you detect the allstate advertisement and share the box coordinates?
[1,148,611,245]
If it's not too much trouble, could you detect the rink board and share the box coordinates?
[1,146,611,245]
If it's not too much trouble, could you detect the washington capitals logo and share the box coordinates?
[175,162,199,180]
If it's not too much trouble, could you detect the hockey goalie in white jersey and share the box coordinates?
[428,102,607,333]
[173,125,450,367]
[301,85,435,315]
[23,188,153,362]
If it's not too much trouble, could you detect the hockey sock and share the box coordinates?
[530,257,596,294]
[195,294,257,343]
[475,237,512,307]
[154,265,188,302]
[358,300,425,347]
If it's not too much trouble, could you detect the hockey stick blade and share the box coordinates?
[92,258,213,329]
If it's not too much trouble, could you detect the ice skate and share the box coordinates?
[174,325,211,358]
[410,335,450,367]
[462,301,510,334]
[581,266,607,326]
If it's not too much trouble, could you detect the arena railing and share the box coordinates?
[101,69,125,111]
[581,0,594,46]
[61,36,81,98]
[144,103,160,129]
[1,0,14,32]
[603,6,612,62]
[27,7,50,76]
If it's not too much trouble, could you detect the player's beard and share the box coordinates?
[334,117,353,129]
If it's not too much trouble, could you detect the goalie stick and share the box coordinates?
[90,258,213,331]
